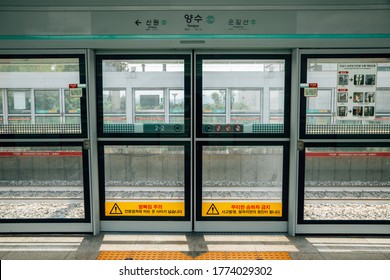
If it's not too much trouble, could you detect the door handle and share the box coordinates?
[83,140,90,150]
[297,140,304,151]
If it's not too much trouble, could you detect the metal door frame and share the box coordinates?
[0,49,93,233]
[193,50,292,232]
[95,50,193,232]
[296,48,390,234]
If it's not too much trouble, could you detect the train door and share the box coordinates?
[96,53,192,231]
[297,50,390,234]
[194,53,291,232]
[0,51,91,233]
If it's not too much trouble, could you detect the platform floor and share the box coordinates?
[0,233,390,260]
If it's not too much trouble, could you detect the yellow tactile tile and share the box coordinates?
[194,252,227,260]
[97,251,291,260]
[225,252,259,260]
[97,251,191,260]
[162,251,193,260]
[257,252,291,260]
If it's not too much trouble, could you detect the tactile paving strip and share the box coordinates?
[97,251,291,260]
[97,251,193,260]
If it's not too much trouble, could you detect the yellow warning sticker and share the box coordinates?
[202,202,283,217]
[105,201,185,217]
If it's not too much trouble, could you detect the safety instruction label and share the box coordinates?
[105,201,185,217]
[336,63,377,120]
[202,202,283,217]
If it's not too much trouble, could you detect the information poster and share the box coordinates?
[336,63,377,120]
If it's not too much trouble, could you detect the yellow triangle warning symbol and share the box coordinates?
[110,203,123,215]
[206,203,219,215]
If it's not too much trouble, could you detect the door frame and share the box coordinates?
[296,48,390,234]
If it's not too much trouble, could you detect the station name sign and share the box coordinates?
[92,10,295,35]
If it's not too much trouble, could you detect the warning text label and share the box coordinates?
[202,202,283,217]
[105,201,185,217]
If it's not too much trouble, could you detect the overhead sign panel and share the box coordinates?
[91,11,296,35]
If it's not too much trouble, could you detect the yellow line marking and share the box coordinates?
[97,251,291,260]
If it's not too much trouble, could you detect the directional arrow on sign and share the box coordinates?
[135,20,142,26]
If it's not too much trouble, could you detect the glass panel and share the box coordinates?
[306,89,333,125]
[101,58,187,135]
[231,115,261,124]
[0,146,85,220]
[103,89,126,114]
[0,90,3,124]
[64,89,81,114]
[7,90,31,114]
[104,145,185,217]
[169,89,184,113]
[36,116,61,124]
[201,145,283,217]
[270,88,285,114]
[169,116,184,123]
[231,89,261,113]
[201,58,286,134]
[135,115,165,124]
[202,89,226,114]
[0,57,82,135]
[104,115,127,124]
[376,89,390,124]
[135,89,164,112]
[65,116,81,124]
[303,147,390,221]
[0,90,3,114]
[305,57,390,135]
[202,116,226,124]
[8,116,31,124]
[34,90,60,114]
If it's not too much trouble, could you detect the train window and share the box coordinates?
[135,89,165,113]
[301,55,390,137]
[0,90,3,114]
[270,88,284,113]
[97,55,190,137]
[0,90,3,124]
[0,55,86,136]
[7,90,31,114]
[169,89,184,114]
[197,55,290,137]
[198,144,286,220]
[103,89,126,114]
[64,89,81,116]
[102,89,126,124]
[231,89,261,113]
[34,90,60,114]
[376,89,390,122]
[101,143,190,220]
[231,89,262,125]
[202,89,226,114]
[0,145,88,221]
[306,89,333,125]
[301,145,390,222]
